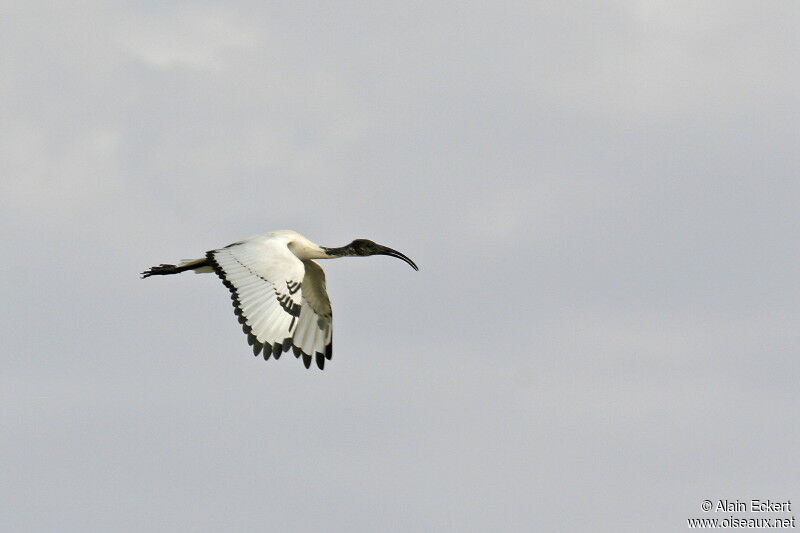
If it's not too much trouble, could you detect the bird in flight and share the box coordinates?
[141,230,418,370]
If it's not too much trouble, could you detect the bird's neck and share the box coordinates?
[288,240,331,260]
[319,244,355,259]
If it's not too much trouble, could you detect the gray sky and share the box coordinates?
[2,1,799,531]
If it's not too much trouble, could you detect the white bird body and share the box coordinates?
[237,230,329,260]
[142,230,418,370]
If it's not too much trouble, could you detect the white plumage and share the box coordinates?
[142,230,417,370]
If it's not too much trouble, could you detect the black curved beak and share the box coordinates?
[376,245,419,271]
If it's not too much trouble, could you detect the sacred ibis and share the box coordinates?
[141,230,418,370]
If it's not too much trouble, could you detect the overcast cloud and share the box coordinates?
[2,2,799,531]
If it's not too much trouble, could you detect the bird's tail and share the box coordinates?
[141,258,212,278]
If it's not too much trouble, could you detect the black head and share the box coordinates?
[349,239,382,256]
[324,239,419,270]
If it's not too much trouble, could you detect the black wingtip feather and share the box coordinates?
[315,352,325,370]
[302,353,312,369]
[207,251,266,363]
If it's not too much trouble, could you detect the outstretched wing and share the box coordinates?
[291,260,333,370]
[207,237,305,360]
